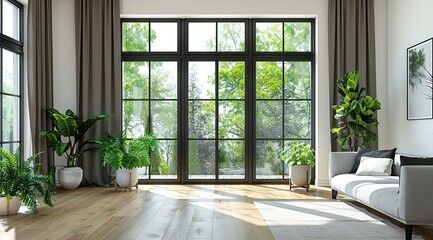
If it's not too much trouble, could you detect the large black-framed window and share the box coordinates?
[0,0,23,154]
[121,18,315,183]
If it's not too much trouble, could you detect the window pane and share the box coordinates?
[188,101,215,139]
[188,62,215,99]
[123,101,149,138]
[122,22,149,52]
[188,140,215,179]
[218,22,245,52]
[151,61,177,99]
[188,22,216,52]
[256,140,283,179]
[149,140,178,179]
[123,62,149,99]
[256,101,282,139]
[256,61,283,99]
[284,22,311,52]
[2,49,19,95]
[219,61,245,99]
[284,101,311,139]
[150,22,177,52]
[219,101,244,139]
[2,143,19,155]
[2,95,19,141]
[218,140,245,179]
[151,101,177,139]
[284,62,311,99]
[256,22,282,52]
[3,0,20,41]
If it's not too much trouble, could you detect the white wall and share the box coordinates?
[375,0,389,149]
[121,0,331,185]
[387,0,433,155]
[52,0,76,167]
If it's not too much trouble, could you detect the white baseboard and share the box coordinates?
[315,179,330,187]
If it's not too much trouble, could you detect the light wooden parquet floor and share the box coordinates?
[1,185,432,240]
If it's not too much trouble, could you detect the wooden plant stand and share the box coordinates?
[289,170,310,192]
[114,170,138,192]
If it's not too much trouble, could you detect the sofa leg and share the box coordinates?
[332,189,338,199]
[405,225,413,240]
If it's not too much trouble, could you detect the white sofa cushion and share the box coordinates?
[356,157,393,176]
[331,174,399,217]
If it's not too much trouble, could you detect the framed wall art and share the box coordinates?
[407,38,433,120]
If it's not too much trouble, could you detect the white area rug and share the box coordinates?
[254,200,423,240]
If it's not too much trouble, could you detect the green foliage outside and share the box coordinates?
[331,71,381,151]
[122,21,312,178]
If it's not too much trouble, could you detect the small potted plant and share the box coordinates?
[39,108,112,189]
[280,142,315,191]
[0,146,54,215]
[99,133,157,190]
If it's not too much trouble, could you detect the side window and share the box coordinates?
[0,0,23,152]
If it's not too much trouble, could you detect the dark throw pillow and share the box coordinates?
[350,147,397,173]
[400,155,433,166]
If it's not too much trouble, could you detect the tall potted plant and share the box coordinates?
[99,133,157,190]
[39,108,112,189]
[0,146,54,215]
[331,71,382,151]
[281,142,315,191]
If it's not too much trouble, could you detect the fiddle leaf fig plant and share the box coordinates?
[39,108,112,167]
[331,71,381,151]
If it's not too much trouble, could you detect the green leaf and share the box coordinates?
[55,143,69,156]
[52,113,77,137]
[331,127,344,133]
[65,109,79,123]
[39,131,61,146]
[346,71,360,90]
[362,129,377,145]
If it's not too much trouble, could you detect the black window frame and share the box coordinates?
[0,0,24,155]
[121,18,315,184]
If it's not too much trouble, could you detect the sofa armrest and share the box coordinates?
[399,166,433,223]
[329,152,357,180]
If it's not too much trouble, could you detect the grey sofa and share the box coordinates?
[329,152,433,240]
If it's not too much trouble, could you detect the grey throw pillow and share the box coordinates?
[400,156,433,166]
[350,147,397,173]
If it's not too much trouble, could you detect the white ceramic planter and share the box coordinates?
[290,165,311,186]
[58,167,83,190]
[116,168,138,188]
[0,196,21,215]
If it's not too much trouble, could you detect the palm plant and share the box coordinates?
[39,108,112,167]
[0,146,54,214]
[99,133,157,170]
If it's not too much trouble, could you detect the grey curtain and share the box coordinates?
[75,0,121,185]
[329,0,377,151]
[27,0,53,174]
